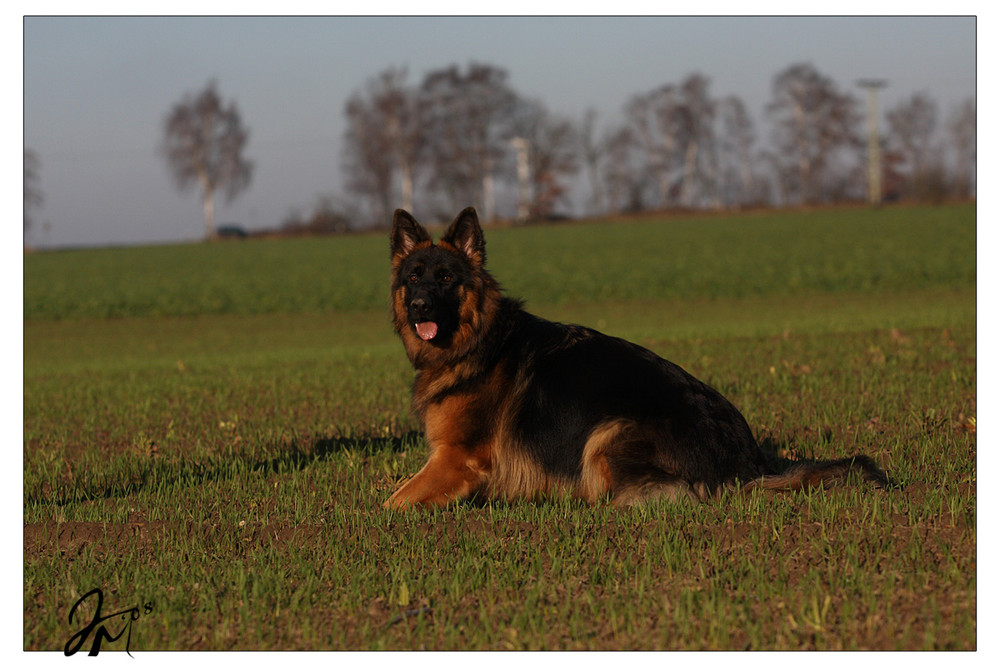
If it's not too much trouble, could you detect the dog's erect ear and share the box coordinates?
[441,207,485,266]
[391,209,431,259]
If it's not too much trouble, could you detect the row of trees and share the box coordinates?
[342,62,976,228]
[24,63,976,242]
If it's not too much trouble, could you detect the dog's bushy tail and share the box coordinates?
[744,455,895,493]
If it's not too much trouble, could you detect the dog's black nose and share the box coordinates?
[410,297,432,318]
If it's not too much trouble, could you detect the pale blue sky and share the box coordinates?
[23,16,976,247]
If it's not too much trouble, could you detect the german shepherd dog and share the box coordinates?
[384,207,892,510]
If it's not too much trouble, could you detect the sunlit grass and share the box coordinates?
[23,204,976,650]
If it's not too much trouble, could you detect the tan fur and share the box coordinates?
[439,239,485,270]
[384,443,490,510]
[612,479,700,506]
[578,419,629,503]
[391,239,432,272]
[486,443,564,502]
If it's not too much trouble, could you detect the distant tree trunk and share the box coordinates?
[400,163,414,213]
[580,108,605,215]
[510,101,579,220]
[949,99,976,198]
[681,140,699,207]
[793,100,812,201]
[24,149,43,239]
[658,168,672,209]
[625,92,667,210]
[718,98,758,206]
[601,126,636,214]
[482,164,495,223]
[203,186,215,239]
[738,144,754,202]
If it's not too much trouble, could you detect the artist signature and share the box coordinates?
[64,588,154,657]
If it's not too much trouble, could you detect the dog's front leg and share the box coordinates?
[383,444,489,510]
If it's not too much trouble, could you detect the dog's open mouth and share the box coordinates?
[415,321,439,341]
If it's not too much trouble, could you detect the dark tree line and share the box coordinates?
[341,61,976,228]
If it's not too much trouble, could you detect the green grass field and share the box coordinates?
[24,204,976,650]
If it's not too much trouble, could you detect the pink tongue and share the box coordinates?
[415,321,438,341]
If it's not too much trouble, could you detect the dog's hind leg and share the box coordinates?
[611,472,703,506]
[582,419,707,506]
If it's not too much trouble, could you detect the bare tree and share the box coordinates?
[344,87,397,227]
[621,74,721,210]
[758,148,792,207]
[949,98,976,199]
[601,125,643,214]
[419,63,519,221]
[24,149,43,239]
[510,101,580,219]
[162,81,253,239]
[767,63,861,204]
[625,85,677,209]
[343,68,426,225]
[675,74,720,208]
[718,95,759,207]
[886,93,939,198]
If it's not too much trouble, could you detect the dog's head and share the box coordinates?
[390,207,487,350]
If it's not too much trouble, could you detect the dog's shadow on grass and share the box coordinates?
[251,431,422,475]
[34,431,875,508]
[28,432,425,508]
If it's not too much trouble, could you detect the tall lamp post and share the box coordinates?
[511,137,531,222]
[857,79,888,206]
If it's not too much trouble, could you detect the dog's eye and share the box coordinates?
[440,274,452,283]
[408,273,419,283]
